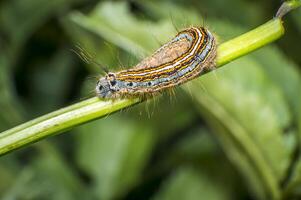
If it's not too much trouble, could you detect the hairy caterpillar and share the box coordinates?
[95,27,217,99]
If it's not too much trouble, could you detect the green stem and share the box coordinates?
[276,0,301,18]
[0,16,289,156]
[0,98,141,154]
[217,20,283,66]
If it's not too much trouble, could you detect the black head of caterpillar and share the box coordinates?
[96,73,119,98]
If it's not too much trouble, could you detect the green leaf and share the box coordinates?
[252,47,301,121]
[186,56,293,199]
[153,166,232,200]
[0,0,80,58]
[1,143,88,200]
[152,129,240,200]
[0,56,23,131]
[68,1,178,59]
[292,8,301,32]
[212,20,301,198]
[0,0,83,129]
[140,0,263,27]
[76,114,155,199]
[253,46,301,198]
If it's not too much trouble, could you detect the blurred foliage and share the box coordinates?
[0,0,301,199]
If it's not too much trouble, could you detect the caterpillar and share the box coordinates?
[95,26,217,99]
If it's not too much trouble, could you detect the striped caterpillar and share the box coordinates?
[95,27,217,99]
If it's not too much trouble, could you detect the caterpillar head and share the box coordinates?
[95,73,119,98]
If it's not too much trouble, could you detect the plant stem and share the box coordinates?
[217,20,283,66]
[0,98,141,155]
[276,0,301,18]
[0,16,289,156]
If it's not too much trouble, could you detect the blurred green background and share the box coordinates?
[0,0,301,199]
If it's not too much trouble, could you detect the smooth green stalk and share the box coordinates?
[217,19,283,66]
[0,98,141,155]
[276,0,301,18]
[0,10,294,155]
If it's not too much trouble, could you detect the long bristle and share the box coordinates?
[71,44,109,75]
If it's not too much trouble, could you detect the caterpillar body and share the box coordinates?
[95,27,217,99]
